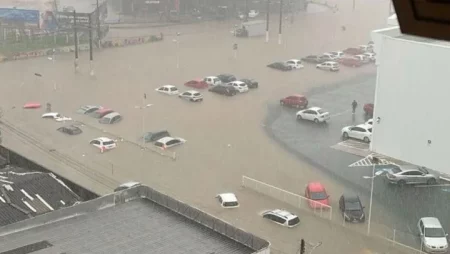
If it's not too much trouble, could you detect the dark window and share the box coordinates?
[103,141,115,146]
[223,201,238,207]
[155,142,164,147]
[275,216,286,224]
[166,140,176,146]
[288,217,300,226]
[218,196,223,203]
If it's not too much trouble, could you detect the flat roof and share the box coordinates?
[0,185,269,254]
[374,26,450,48]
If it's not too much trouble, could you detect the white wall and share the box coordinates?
[372,36,450,175]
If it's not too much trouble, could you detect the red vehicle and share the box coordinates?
[184,79,208,89]
[280,94,308,108]
[338,57,363,67]
[305,182,330,209]
[364,103,374,116]
[343,47,364,55]
[23,102,41,109]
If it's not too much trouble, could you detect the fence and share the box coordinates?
[242,176,332,220]
[378,228,428,254]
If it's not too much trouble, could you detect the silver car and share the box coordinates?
[386,165,438,186]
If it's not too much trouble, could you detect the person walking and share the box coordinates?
[352,100,358,114]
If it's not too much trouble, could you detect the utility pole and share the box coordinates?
[244,0,249,22]
[73,10,79,72]
[278,0,283,45]
[96,0,101,48]
[265,0,270,42]
[88,13,94,76]
[353,0,355,11]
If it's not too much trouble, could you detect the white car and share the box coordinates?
[365,118,373,126]
[322,52,338,60]
[286,59,304,69]
[179,90,203,102]
[42,112,72,122]
[216,193,239,208]
[418,217,448,253]
[329,51,344,59]
[316,61,339,72]
[248,10,259,18]
[90,137,117,151]
[354,54,370,64]
[155,85,179,95]
[262,209,300,227]
[341,124,372,143]
[363,52,376,61]
[154,137,186,149]
[204,76,221,86]
[227,81,249,93]
[359,44,373,52]
[296,107,330,123]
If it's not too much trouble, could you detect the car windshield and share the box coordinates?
[288,217,300,226]
[310,191,327,200]
[390,167,402,174]
[193,93,201,96]
[317,109,325,114]
[154,142,164,147]
[367,128,372,133]
[425,228,446,238]
[223,201,238,207]
[103,141,115,145]
[345,201,361,211]
[71,128,81,134]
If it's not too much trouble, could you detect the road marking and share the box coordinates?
[349,153,398,167]
[329,109,352,118]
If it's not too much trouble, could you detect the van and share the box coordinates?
[99,112,122,124]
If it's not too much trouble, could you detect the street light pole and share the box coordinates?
[278,0,283,45]
[88,13,94,76]
[96,0,101,48]
[265,0,270,42]
[73,10,79,72]
[367,163,375,235]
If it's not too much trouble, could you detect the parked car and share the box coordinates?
[301,55,326,64]
[240,78,259,89]
[364,103,374,116]
[204,76,222,86]
[280,94,308,108]
[57,125,82,135]
[76,105,101,114]
[262,209,300,227]
[363,52,376,62]
[359,44,373,52]
[329,51,344,59]
[316,61,339,72]
[339,194,365,223]
[154,137,186,149]
[42,112,72,122]
[184,79,208,89]
[267,62,293,71]
[322,52,338,61]
[365,118,373,126]
[114,181,141,192]
[179,90,203,102]
[417,217,449,253]
[209,85,238,96]
[296,107,330,123]
[354,54,370,64]
[217,74,237,83]
[386,165,439,186]
[216,193,239,208]
[99,112,122,124]
[338,57,363,67]
[142,131,171,143]
[305,182,330,209]
[155,85,180,95]
[286,59,304,69]
[89,108,114,119]
[227,81,249,93]
[343,47,365,55]
[341,124,372,143]
[23,102,41,109]
[90,137,116,151]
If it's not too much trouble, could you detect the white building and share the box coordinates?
[370,24,450,175]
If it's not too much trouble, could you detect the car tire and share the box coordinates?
[398,180,406,186]
[427,178,437,185]
[314,118,319,124]
[363,137,370,143]
[297,115,302,120]
[342,132,349,140]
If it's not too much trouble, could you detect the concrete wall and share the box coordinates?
[371,36,450,175]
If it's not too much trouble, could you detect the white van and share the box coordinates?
[204,76,222,86]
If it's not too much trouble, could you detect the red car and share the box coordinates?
[364,103,374,116]
[305,182,330,209]
[280,95,308,108]
[343,47,364,55]
[184,79,208,89]
[23,102,41,109]
[338,57,363,67]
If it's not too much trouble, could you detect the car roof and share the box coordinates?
[102,112,120,118]
[271,209,297,220]
[162,85,176,88]
[81,105,99,109]
[44,112,59,116]
[65,125,80,130]
[356,124,371,130]
[218,193,238,202]
[206,76,218,79]
[96,108,112,113]
[342,193,360,202]
[218,74,233,77]
[421,217,443,228]
[185,90,200,94]
[156,137,175,143]
[307,182,326,192]
[288,59,300,61]
[230,81,245,84]
[324,61,337,64]
[308,107,322,111]
[291,94,305,98]
[118,181,141,188]
[95,137,114,142]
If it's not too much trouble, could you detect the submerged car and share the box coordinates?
[341,124,372,143]
[280,94,308,108]
[227,81,249,93]
[305,182,330,209]
[240,78,259,89]
[338,57,363,67]
[154,137,186,149]
[57,125,82,135]
[316,61,339,72]
[209,85,238,96]
[142,131,171,143]
[301,55,326,64]
[76,105,101,114]
[217,74,237,83]
[267,62,293,71]
[179,90,203,102]
[216,193,239,208]
[42,112,72,122]
[99,112,122,124]
[23,102,41,109]
[286,59,304,69]
[89,108,114,119]
[262,209,300,227]
[184,79,208,89]
[155,85,180,95]
[90,137,117,151]
[339,194,365,223]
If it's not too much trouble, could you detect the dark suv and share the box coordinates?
[209,85,238,96]
[217,74,237,83]
[339,194,365,223]
[143,130,171,143]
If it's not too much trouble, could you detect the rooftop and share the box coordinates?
[0,165,81,227]
[0,185,269,254]
[374,26,450,48]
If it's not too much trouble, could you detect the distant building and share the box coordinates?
[0,185,270,254]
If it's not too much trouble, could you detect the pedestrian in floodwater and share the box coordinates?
[46,103,51,112]
[351,100,357,114]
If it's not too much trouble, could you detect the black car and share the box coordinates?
[143,131,171,143]
[339,194,365,223]
[267,62,292,71]
[209,85,238,96]
[57,125,82,135]
[240,78,259,89]
[217,74,237,83]
[301,55,327,64]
